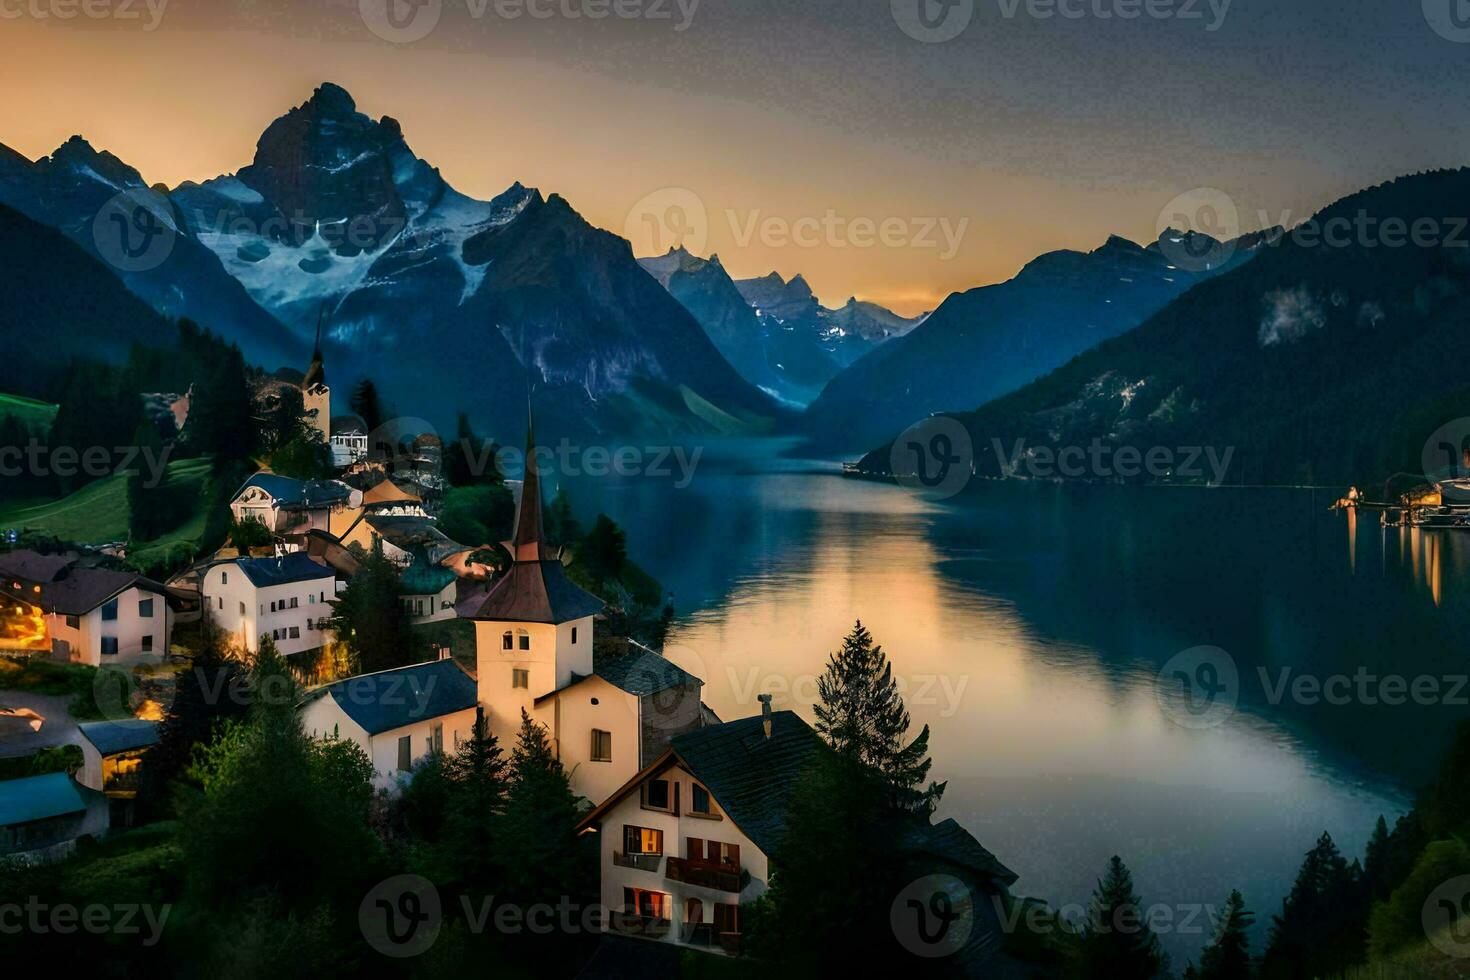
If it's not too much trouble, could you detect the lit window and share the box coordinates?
[623,825,663,856]
[512,668,529,689]
[591,729,612,762]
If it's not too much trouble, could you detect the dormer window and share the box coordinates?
[642,778,673,812]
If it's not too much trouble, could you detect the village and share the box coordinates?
[0,338,1017,971]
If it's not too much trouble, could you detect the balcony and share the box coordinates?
[613,850,663,873]
[665,856,748,893]
[609,912,672,940]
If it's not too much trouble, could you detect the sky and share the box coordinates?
[1,0,1467,315]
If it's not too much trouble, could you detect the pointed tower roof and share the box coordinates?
[511,396,544,563]
[303,307,326,390]
[470,400,604,625]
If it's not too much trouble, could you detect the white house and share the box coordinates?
[465,411,707,806]
[0,550,175,665]
[229,473,360,537]
[576,704,1020,958]
[300,658,480,791]
[399,552,460,625]
[330,414,369,468]
[199,553,338,656]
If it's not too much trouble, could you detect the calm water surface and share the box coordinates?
[565,439,1470,958]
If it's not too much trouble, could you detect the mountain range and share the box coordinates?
[858,169,1470,488]
[638,247,924,405]
[0,83,782,441]
[800,227,1282,454]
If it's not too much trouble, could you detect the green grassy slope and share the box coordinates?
[0,392,58,431]
[0,456,214,547]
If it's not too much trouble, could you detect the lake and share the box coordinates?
[563,439,1470,961]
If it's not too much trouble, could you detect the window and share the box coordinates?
[289,627,300,639]
[714,903,739,935]
[141,635,153,653]
[221,572,228,585]
[138,598,154,618]
[591,729,612,762]
[643,778,672,811]
[100,636,118,656]
[518,632,530,651]
[623,887,671,921]
[64,615,79,630]
[691,783,713,815]
[623,825,663,856]
[101,599,118,622]
[687,838,739,867]
[270,601,276,613]
[572,626,578,644]
[309,594,316,605]
[218,597,224,611]
[397,736,412,771]
[240,602,247,616]
[512,668,529,689]
[431,723,444,754]
[289,597,298,609]
[502,631,513,651]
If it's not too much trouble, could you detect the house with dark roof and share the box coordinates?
[229,472,361,537]
[575,703,1018,958]
[0,772,110,861]
[198,552,338,656]
[300,658,480,791]
[0,550,178,665]
[76,718,160,803]
[464,407,701,805]
[399,549,460,625]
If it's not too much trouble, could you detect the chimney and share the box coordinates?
[758,693,773,739]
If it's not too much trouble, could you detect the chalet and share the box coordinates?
[300,658,480,791]
[229,473,360,537]
[399,550,459,624]
[0,772,110,861]
[576,703,1018,957]
[200,553,338,656]
[0,550,176,665]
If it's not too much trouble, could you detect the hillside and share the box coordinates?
[860,169,1470,489]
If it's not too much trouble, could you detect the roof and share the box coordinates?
[362,514,466,564]
[234,553,336,589]
[512,403,547,562]
[311,659,479,736]
[593,647,700,697]
[233,473,353,509]
[77,719,161,756]
[580,711,824,856]
[399,551,457,596]
[362,478,421,506]
[331,414,367,437]
[0,772,92,826]
[0,554,171,617]
[901,817,1019,887]
[470,559,604,625]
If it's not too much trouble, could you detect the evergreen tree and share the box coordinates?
[436,706,508,891]
[1077,855,1168,980]
[497,709,594,910]
[181,340,252,461]
[1198,890,1253,980]
[580,514,627,587]
[349,378,383,437]
[1261,832,1367,979]
[813,620,944,814]
[125,420,176,541]
[326,543,423,674]
[1363,815,1393,901]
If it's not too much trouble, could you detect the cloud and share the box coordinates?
[1258,286,1326,347]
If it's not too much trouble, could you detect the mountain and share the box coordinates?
[168,83,780,439]
[801,229,1279,453]
[638,247,924,405]
[0,137,302,372]
[858,169,1470,488]
[0,202,174,396]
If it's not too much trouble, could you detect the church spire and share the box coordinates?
[303,305,326,391]
[512,392,545,562]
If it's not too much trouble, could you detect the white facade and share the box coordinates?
[593,762,765,952]
[200,562,337,656]
[42,585,172,667]
[300,692,478,792]
[402,581,457,625]
[228,480,361,536]
[534,674,643,806]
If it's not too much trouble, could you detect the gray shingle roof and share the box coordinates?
[593,647,701,697]
[77,719,161,756]
[0,552,170,617]
[901,817,1019,886]
[314,659,478,736]
[235,553,336,589]
[235,474,352,508]
[668,710,825,856]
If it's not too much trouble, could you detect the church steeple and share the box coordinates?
[512,395,545,563]
[303,306,326,391]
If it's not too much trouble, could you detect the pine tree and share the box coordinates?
[349,378,383,437]
[438,706,508,890]
[1077,855,1167,980]
[1199,890,1253,980]
[1363,815,1392,900]
[813,620,944,814]
[327,542,423,674]
[1261,832,1366,979]
[497,709,594,909]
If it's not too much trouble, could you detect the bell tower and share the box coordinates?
[302,308,331,445]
